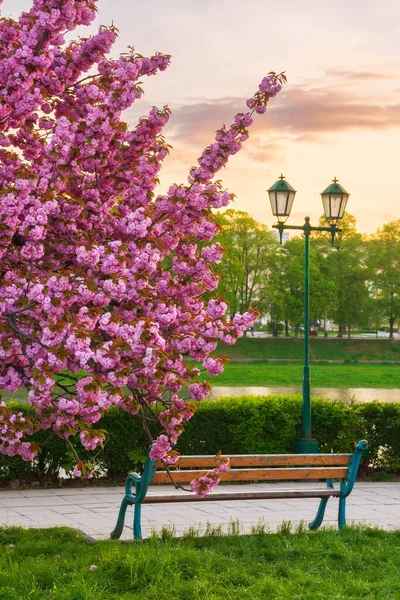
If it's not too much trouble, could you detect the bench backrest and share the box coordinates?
[154,453,351,484]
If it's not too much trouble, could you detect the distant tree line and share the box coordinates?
[215,210,400,338]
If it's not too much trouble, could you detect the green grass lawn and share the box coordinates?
[2,361,400,405]
[201,362,400,388]
[1,526,400,599]
[217,337,400,361]
[3,340,400,404]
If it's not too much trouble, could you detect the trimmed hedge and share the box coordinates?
[1,395,400,484]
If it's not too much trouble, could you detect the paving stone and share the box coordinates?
[0,508,22,519]
[0,491,26,499]
[0,497,46,508]
[19,489,60,497]
[2,516,40,527]
[57,487,122,494]
[1,482,400,539]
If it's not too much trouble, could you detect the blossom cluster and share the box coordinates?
[0,0,284,491]
[190,453,231,497]
[246,72,285,114]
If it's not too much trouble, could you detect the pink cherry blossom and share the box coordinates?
[190,454,230,496]
[0,0,284,493]
[188,382,212,402]
[149,435,171,461]
[203,357,225,376]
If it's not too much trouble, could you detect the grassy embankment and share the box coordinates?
[194,338,400,388]
[216,337,400,361]
[2,339,400,402]
[1,526,400,599]
[200,362,400,388]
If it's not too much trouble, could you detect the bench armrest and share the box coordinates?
[124,444,158,503]
[340,440,368,498]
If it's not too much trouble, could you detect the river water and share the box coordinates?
[210,386,399,403]
[2,386,399,404]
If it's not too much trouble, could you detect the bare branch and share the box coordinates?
[6,315,46,347]
[5,303,36,317]
[64,436,80,462]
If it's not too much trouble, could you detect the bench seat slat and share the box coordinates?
[153,466,348,484]
[158,454,351,469]
[143,488,341,504]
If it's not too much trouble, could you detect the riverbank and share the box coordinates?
[210,386,397,403]
[2,360,400,405]
[217,338,400,361]
[200,362,400,389]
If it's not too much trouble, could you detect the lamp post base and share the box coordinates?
[295,438,319,454]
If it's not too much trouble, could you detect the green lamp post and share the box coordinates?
[268,175,350,453]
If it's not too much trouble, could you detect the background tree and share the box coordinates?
[368,220,400,339]
[279,239,305,336]
[215,210,278,323]
[310,239,337,334]
[269,237,331,337]
[0,0,285,491]
[316,213,371,337]
[262,247,288,336]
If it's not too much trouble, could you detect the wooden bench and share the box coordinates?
[111,440,368,540]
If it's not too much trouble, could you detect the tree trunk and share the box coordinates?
[347,325,351,339]
[285,320,289,337]
[337,324,344,338]
[389,316,395,339]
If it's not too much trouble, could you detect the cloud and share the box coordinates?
[165,98,244,147]
[123,69,400,177]
[271,88,400,135]
[165,74,400,151]
[326,68,398,81]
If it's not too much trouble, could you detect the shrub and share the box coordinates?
[1,395,399,484]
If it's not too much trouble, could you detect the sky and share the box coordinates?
[3,0,400,233]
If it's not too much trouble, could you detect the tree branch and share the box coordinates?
[5,303,36,317]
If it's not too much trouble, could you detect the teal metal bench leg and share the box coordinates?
[309,478,334,530]
[338,496,346,529]
[133,503,142,540]
[309,496,330,530]
[110,497,131,540]
[336,440,368,530]
[110,446,158,541]
[309,439,368,533]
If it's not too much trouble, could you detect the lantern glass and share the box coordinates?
[268,185,296,222]
[276,190,290,216]
[321,179,350,223]
[286,190,296,216]
[268,191,276,215]
[321,192,349,221]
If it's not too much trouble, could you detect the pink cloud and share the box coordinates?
[326,68,398,81]
[272,88,400,134]
[166,75,400,149]
[165,98,244,147]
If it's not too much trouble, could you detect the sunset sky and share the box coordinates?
[3,0,400,233]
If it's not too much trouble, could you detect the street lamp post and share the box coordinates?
[268,175,350,454]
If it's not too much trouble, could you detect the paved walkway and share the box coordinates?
[1,482,399,540]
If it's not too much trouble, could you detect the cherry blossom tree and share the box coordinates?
[0,0,284,494]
